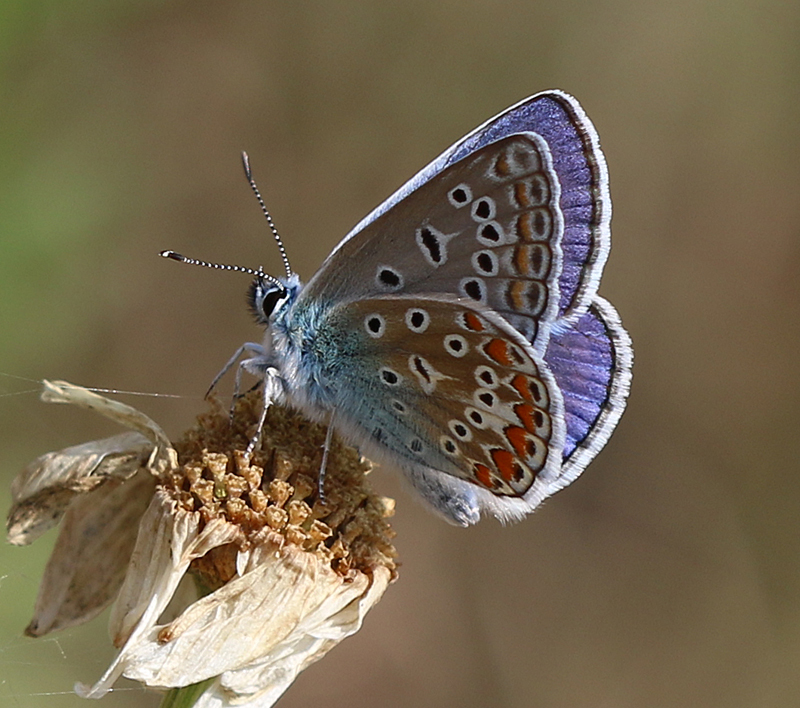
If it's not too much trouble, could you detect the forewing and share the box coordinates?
[306,90,609,324]
[446,91,611,320]
[301,134,564,352]
[318,296,566,497]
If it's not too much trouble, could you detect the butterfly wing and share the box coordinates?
[300,132,565,353]
[282,91,630,523]
[302,90,608,325]
[292,294,567,525]
[544,296,632,487]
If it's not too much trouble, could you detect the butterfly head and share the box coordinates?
[161,153,301,327]
[247,272,300,326]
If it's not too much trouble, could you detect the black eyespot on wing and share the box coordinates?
[451,187,468,204]
[464,279,483,300]
[474,198,492,219]
[445,337,465,354]
[412,356,432,384]
[479,223,500,242]
[381,369,400,385]
[418,227,443,264]
[378,267,402,289]
[476,253,494,273]
[469,410,484,425]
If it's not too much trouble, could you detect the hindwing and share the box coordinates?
[314,295,567,496]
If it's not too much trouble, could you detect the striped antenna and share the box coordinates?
[241,151,292,279]
[159,251,283,289]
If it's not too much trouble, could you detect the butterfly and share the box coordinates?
[163,90,632,526]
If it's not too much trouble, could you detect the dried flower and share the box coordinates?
[6,381,397,707]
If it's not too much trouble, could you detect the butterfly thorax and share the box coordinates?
[268,283,353,422]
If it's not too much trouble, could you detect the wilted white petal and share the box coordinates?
[41,380,173,461]
[110,496,243,645]
[198,564,392,708]
[118,543,383,688]
[25,469,156,636]
[5,382,182,637]
[80,492,244,698]
[7,380,176,546]
[10,431,150,504]
[7,432,154,545]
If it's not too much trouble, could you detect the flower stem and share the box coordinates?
[159,679,215,708]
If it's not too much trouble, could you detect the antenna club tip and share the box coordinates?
[160,250,184,261]
[241,151,252,177]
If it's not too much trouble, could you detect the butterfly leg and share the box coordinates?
[206,341,266,399]
[316,411,336,504]
[243,366,285,460]
[230,355,264,422]
[206,341,267,425]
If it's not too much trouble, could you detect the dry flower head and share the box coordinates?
[169,392,398,589]
[6,381,397,708]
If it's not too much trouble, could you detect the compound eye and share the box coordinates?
[248,279,286,324]
[260,288,284,317]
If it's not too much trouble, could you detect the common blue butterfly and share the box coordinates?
[163,90,632,526]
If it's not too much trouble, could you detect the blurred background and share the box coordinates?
[1,1,799,706]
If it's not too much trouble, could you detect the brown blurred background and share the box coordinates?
[1,1,799,706]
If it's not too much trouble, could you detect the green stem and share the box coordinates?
[158,679,215,708]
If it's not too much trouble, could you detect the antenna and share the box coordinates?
[159,251,284,289]
[241,151,292,279]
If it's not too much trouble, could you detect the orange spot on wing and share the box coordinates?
[484,338,513,365]
[474,463,494,488]
[506,280,546,315]
[513,245,531,275]
[506,281,527,311]
[490,448,519,483]
[513,181,530,208]
[511,374,532,401]
[463,311,485,332]
[494,152,511,177]
[513,244,548,278]
[511,374,546,404]
[504,426,530,457]
[514,403,537,434]
[517,213,533,242]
